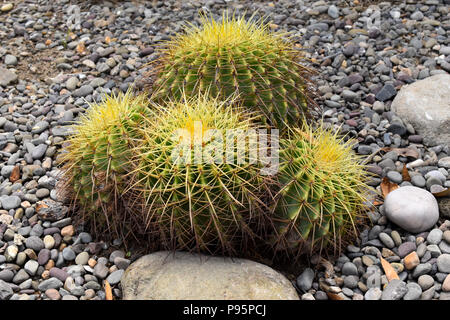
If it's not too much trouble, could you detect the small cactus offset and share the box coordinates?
[127,94,273,255]
[58,90,150,239]
[150,13,316,130]
[273,124,371,256]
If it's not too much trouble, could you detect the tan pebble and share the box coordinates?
[42,158,52,169]
[23,248,37,260]
[88,258,97,268]
[61,225,74,237]
[443,230,450,244]
[362,255,374,266]
[1,3,14,12]
[109,265,118,273]
[84,289,96,299]
[357,281,368,293]
[43,235,55,249]
[20,201,31,208]
[59,243,67,251]
[442,275,450,292]
[382,248,395,258]
[404,251,420,270]
[45,288,61,300]
[334,277,344,287]
[14,208,23,220]
[45,259,55,270]
[62,235,73,243]
[41,270,50,279]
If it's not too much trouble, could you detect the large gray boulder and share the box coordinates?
[121,251,299,300]
[384,186,439,233]
[391,74,450,147]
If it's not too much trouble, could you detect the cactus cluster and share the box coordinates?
[151,13,316,130]
[58,13,371,258]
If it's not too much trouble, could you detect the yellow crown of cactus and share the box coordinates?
[58,90,150,238]
[126,94,273,254]
[150,12,316,130]
[274,123,371,256]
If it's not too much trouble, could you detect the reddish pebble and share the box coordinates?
[45,288,61,300]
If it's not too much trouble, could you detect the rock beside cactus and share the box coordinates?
[273,124,372,256]
[121,251,299,300]
[150,13,316,130]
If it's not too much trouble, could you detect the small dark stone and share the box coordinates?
[387,123,407,136]
[375,84,397,101]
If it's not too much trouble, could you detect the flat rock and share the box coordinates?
[0,67,18,87]
[121,251,299,300]
[384,186,439,233]
[391,74,450,147]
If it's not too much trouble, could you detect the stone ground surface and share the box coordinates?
[0,0,449,300]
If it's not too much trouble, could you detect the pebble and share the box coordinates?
[296,268,315,291]
[384,186,439,233]
[1,196,21,210]
[61,225,75,237]
[75,252,90,265]
[0,3,13,12]
[0,270,14,282]
[381,279,407,300]
[379,233,395,249]
[427,229,443,245]
[443,231,450,244]
[342,262,358,276]
[442,275,450,292]
[45,288,61,300]
[114,257,130,270]
[398,242,417,258]
[387,171,402,184]
[38,277,63,291]
[106,270,124,285]
[0,280,13,300]
[24,260,39,276]
[404,252,420,270]
[364,287,382,300]
[62,247,76,261]
[437,254,450,273]
[403,282,422,300]
[412,263,433,278]
[25,236,44,252]
[93,262,109,279]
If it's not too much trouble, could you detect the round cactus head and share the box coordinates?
[127,94,274,255]
[150,12,316,130]
[58,90,150,239]
[274,123,372,256]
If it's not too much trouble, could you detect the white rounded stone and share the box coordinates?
[384,186,439,233]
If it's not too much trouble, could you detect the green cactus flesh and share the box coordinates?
[128,95,271,254]
[60,90,150,223]
[274,124,370,254]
